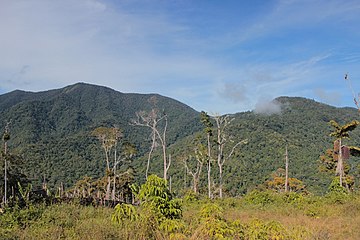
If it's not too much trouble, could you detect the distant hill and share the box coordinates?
[0,83,202,188]
[1,84,359,195]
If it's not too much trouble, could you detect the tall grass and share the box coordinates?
[1,192,360,239]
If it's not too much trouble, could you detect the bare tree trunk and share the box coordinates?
[163,143,168,180]
[216,119,223,198]
[206,133,212,199]
[131,108,169,180]
[3,122,10,206]
[219,165,223,198]
[4,140,7,205]
[285,145,289,192]
[336,138,343,186]
[105,177,111,201]
[105,149,111,200]
[214,115,243,199]
[146,131,156,179]
[169,176,172,192]
[184,166,187,189]
[183,154,203,194]
[155,117,169,180]
[112,143,117,201]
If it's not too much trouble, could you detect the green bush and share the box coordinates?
[112,203,138,223]
[244,190,278,207]
[136,174,182,221]
[194,203,234,239]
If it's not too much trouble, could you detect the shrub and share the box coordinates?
[193,203,234,239]
[244,190,278,207]
[112,203,138,223]
[136,175,182,221]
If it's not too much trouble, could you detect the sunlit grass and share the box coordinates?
[2,193,360,239]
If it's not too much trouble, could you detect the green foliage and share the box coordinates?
[17,182,32,206]
[328,177,347,194]
[0,83,202,189]
[0,153,30,207]
[2,84,360,196]
[244,190,277,206]
[136,175,182,220]
[0,204,44,230]
[2,193,360,239]
[329,120,360,139]
[112,203,138,223]
[200,111,213,135]
[195,203,234,239]
[159,218,186,237]
[183,190,199,202]
[281,191,305,205]
[241,219,292,240]
[199,203,224,219]
[325,177,351,204]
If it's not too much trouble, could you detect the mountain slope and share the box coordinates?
[1,84,359,195]
[165,97,360,195]
[0,83,202,187]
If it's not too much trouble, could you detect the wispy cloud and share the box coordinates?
[0,0,360,114]
[254,98,282,115]
[314,88,342,105]
[218,82,248,104]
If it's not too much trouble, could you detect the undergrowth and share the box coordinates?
[1,191,360,239]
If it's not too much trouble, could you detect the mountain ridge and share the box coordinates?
[1,83,359,195]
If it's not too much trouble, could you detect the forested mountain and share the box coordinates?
[1,83,359,195]
[148,97,360,195]
[0,83,202,188]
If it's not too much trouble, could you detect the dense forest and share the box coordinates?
[1,83,360,239]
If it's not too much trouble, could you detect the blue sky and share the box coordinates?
[1,0,360,114]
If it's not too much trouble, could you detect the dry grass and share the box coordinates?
[2,194,360,239]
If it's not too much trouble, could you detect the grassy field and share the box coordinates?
[1,191,360,239]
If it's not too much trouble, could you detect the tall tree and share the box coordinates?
[2,121,10,206]
[111,127,123,201]
[112,142,136,200]
[329,120,359,186]
[183,141,206,194]
[284,145,289,192]
[213,114,246,198]
[200,111,213,198]
[92,126,119,201]
[131,105,170,180]
[92,126,135,201]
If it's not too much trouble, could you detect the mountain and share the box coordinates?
[165,97,360,195]
[225,97,360,194]
[0,83,202,188]
[1,83,359,195]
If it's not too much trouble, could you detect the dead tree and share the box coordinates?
[111,127,123,201]
[200,111,213,198]
[2,121,10,206]
[92,127,118,200]
[214,115,247,198]
[345,73,360,111]
[284,145,289,192]
[183,143,206,194]
[131,108,171,180]
[112,142,136,200]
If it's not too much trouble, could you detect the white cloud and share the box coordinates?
[0,0,360,114]
[254,98,282,115]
